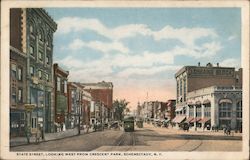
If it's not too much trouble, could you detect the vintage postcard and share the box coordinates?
[1,0,249,160]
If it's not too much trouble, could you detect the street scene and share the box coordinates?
[11,123,242,152]
[9,7,243,153]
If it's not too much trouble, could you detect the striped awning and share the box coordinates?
[200,118,211,123]
[185,117,194,123]
[190,117,201,123]
[172,116,186,123]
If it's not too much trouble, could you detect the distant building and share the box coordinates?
[54,63,69,132]
[165,100,176,120]
[80,81,113,121]
[10,8,57,136]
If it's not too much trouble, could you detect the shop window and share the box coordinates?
[17,67,22,81]
[11,63,17,79]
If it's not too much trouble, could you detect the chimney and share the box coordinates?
[198,62,200,66]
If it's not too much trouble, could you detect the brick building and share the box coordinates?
[165,100,176,120]
[54,63,69,132]
[174,62,242,130]
[10,9,27,137]
[10,8,57,136]
[80,81,113,121]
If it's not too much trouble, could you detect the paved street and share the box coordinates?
[11,123,242,152]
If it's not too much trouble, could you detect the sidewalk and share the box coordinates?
[10,127,95,147]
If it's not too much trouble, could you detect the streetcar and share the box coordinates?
[123,116,135,132]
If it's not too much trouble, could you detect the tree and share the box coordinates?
[113,99,129,121]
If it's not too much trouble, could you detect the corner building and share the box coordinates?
[10,8,57,134]
[174,63,242,130]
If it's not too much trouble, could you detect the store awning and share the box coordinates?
[175,107,184,112]
[173,116,186,123]
[190,117,201,123]
[185,117,194,123]
[200,118,211,123]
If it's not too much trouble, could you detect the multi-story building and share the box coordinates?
[165,100,176,120]
[80,81,113,121]
[186,86,242,131]
[67,82,82,129]
[10,9,28,137]
[54,63,69,132]
[174,62,242,129]
[10,8,57,136]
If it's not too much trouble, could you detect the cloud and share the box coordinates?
[56,17,218,47]
[153,26,217,47]
[117,65,180,78]
[220,58,241,69]
[227,35,237,41]
[68,38,130,53]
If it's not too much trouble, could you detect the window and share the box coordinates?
[196,106,202,117]
[45,73,49,82]
[38,51,43,61]
[39,33,43,41]
[204,104,211,117]
[17,67,22,81]
[236,101,242,118]
[12,87,16,103]
[57,77,61,91]
[18,88,22,103]
[11,64,17,79]
[180,80,182,96]
[46,56,49,65]
[30,46,34,56]
[30,66,34,76]
[38,70,42,79]
[30,25,33,34]
[219,101,232,118]
[64,80,67,93]
[189,106,194,117]
[31,117,37,129]
[183,78,186,101]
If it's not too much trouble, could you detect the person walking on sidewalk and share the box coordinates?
[36,125,42,143]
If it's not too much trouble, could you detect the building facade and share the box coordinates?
[10,8,57,136]
[54,63,69,132]
[174,62,242,126]
[165,100,176,120]
[10,9,28,137]
[175,62,242,107]
[186,86,242,130]
[80,81,113,121]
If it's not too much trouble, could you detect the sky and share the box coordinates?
[46,8,241,109]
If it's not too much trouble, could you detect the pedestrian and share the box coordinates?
[36,125,42,143]
[86,124,89,133]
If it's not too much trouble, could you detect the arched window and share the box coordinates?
[219,99,232,118]
[38,29,44,42]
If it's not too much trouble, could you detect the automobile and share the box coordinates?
[110,121,119,129]
[181,122,189,131]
